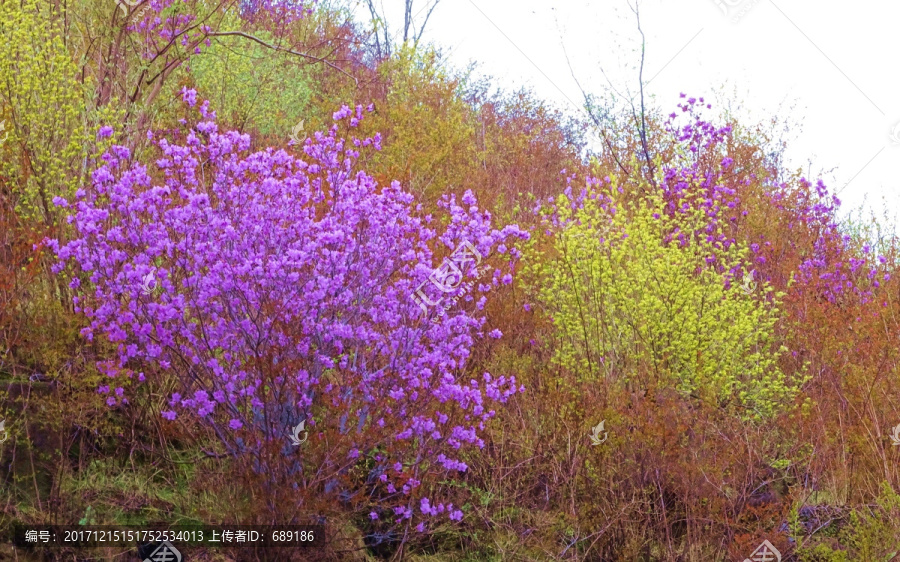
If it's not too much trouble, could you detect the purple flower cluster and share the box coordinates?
[658,96,743,262]
[122,0,313,58]
[785,178,888,303]
[538,95,887,305]
[51,93,527,526]
[662,96,889,304]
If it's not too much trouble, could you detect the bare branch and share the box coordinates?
[560,41,632,180]
[629,0,657,188]
[403,0,412,43]
[207,31,358,86]
[413,0,440,46]
[364,0,440,56]
[364,0,389,57]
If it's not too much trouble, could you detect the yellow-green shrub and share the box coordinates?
[0,0,93,226]
[524,176,800,420]
[189,17,312,139]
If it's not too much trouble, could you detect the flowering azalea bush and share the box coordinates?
[661,96,892,305]
[50,91,527,530]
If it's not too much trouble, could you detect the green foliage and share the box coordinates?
[525,178,799,420]
[838,482,900,560]
[791,482,900,561]
[190,22,311,139]
[796,544,850,562]
[78,505,97,525]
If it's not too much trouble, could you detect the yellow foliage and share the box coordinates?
[0,0,94,225]
[525,176,802,420]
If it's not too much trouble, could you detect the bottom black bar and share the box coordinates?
[10,525,325,548]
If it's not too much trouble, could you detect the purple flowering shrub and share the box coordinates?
[656,95,891,304]
[51,91,527,528]
[539,96,892,311]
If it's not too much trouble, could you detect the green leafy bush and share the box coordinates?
[190,22,311,139]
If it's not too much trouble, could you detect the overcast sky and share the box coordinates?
[350,0,899,223]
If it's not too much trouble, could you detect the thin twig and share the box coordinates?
[207,31,359,86]
[629,0,657,188]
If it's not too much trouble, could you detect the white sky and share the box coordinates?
[351,0,900,223]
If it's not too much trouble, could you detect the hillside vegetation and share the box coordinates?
[1,1,899,560]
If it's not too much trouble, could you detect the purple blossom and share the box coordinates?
[180,86,197,107]
[54,95,526,528]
